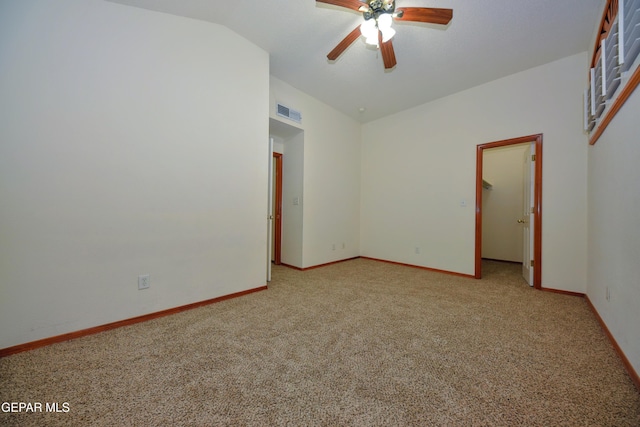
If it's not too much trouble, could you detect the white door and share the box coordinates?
[267,137,274,282]
[521,143,535,286]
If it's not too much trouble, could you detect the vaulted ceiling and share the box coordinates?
[108,0,605,122]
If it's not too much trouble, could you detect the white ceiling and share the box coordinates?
[107,0,605,122]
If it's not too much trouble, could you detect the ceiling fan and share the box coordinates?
[316,0,453,69]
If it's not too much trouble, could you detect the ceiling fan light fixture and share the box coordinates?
[380,26,395,43]
[377,13,395,42]
[365,33,379,46]
[360,18,379,45]
[377,13,392,30]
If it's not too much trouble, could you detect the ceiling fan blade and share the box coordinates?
[395,7,453,25]
[316,0,366,12]
[327,26,362,61]
[378,33,397,70]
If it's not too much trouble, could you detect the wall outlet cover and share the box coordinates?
[138,274,150,290]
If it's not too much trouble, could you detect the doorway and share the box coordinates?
[272,152,283,265]
[267,140,284,283]
[475,134,542,289]
[268,117,304,278]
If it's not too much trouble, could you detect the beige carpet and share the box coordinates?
[1,258,639,426]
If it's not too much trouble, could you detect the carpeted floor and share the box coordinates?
[1,258,639,426]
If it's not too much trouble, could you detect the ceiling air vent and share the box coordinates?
[276,103,302,123]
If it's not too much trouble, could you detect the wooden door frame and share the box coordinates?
[273,152,283,265]
[475,134,543,289]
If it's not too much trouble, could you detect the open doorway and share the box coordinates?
[271,152,282,265]
[475,134,542,289]
[268,117,304,281]
[266,139,284,282]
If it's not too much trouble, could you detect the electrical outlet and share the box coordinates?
[606,286,610,301]
[138,274,150,290]
[342,242,345,249]
[332,243,336,251]
[415,247,420,255]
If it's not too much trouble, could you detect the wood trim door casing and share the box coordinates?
[273,152,283,265]
[475,134,543,289]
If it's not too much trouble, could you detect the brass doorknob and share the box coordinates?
[517,219,526,223]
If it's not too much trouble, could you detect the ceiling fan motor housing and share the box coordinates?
[363,0,395,20]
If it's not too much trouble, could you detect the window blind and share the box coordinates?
[585,0,640,133]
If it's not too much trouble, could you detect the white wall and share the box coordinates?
[0,0,269,349]
[482,144,529,262]
[270,77,361,268]
[361,53,589,292]
[587,88,640,377]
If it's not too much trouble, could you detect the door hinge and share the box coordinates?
[531,154,536,161]
[531,207,535,214]
[530,260,534,267]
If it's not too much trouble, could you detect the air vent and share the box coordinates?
[276,103,302,123]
